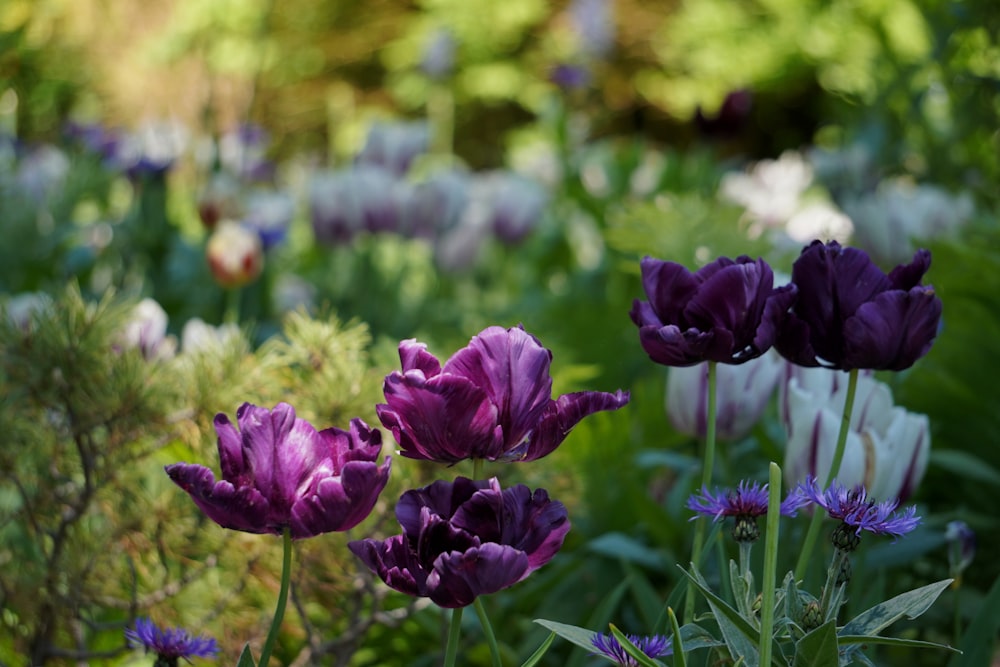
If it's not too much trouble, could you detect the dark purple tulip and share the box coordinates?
[377,325,630,463]
[349,477,570,608]
[775,240,942,371]
[166,403,391,539]
[630,255,797,367]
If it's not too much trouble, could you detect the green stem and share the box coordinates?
[473,598,502,667]
[444,606,464,667]
[794,369,859,581]
[258,526,292,667]
[759,463,781,667]
[472,458,484,481]
[224,287,242,325]
[685,361,718,623]
[819,548,848,619]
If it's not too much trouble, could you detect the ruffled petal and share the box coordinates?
[519,390,630,461]
[398,338,442,376]
[442,326,553,449]
[290,457,391,537]
[349,535,429,598]
[887,248,932,291]
[639,257,700,325]
[165,463,273,534]
[497,485,570,570]
[214,409,247,483]
[396,477,488,537]
[638,324,712,366]
[427,544,529,608]
[842,287,942,370]
[380,370,503,462]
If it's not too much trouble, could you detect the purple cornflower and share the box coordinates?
[125,618,218,665]
[349,477,570,608]
[377,325,629,463]
[687,480,807,542]
[796,476,920,549]
[775,240,942,371]
[591,632,672,665]
[166,403,391,539]
[630,255,797,367]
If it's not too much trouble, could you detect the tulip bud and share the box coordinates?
[206,221,263,289]
[667,351,784,441]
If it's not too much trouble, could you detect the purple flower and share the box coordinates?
[630,255,797,366]
[775,240,942,371]
[166,403,391,539]
[376,325,630,463]
[688,480,807,542]
[356,121,430,176]
[687,481,807,521]
[796,477,920,542]
[125,618,218,664]
[349,476,570,608]
[945,520,975,576]
[309,166,410,243]
[591,632,672,665]
[549,63,591,90]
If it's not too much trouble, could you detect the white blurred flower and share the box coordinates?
[180,317,242,354]
[16,145,69,203]
[122,298,175,360]
[784,202,853,244]
[842,179,974,266]
[667,351,784,441]
[3,292,53,330]
[782,366,929,501]
[720,151,814,230]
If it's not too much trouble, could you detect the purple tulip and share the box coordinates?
[775,240,942,371]
[377,325,630,463]
[349,477,570,608]
[630,255,797,366]
[166,403,391,539]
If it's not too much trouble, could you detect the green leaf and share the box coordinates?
[839,635,960,652]
[534,619,599,653]
[677,565,761,667]
[668,608,686,667]
[587,533,667,571]
[237,644,257,667]
[841,579,952,637]
[520,632,556,667]
[929,449,1000,487]
[949,569,1000,667]
[793,621,839,667]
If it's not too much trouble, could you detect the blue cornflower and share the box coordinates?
[797,476,920,548]
[126,618,218,665]
[591,632,672,665]
[687,480,808,542]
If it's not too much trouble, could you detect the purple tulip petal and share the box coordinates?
[639,257,700,325]
[166,463,271,533]
[427,544,530,607]
[887,248,932,291]
[380,371,503,462]
[442,325,553,448]
[843,287,942,371]
[398,338,442,376]
[520,389,630,461]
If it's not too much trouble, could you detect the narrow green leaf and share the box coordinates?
[566,578,631,667]
[676,623,725,652]
[624,560,666,628]
[534,619,599,652]
[520,632,556,667]
[237,644,257,667]
[929,449,1000,487]
[588,533,666,571]
[838,635,960,652]
[841,579,953,637]
[668,608,686,667]
[793,621,839,667]
[678,565,761,667]
[950,570,1000,667]
[609,625,667,667]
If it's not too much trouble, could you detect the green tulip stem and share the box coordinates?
[474,598,502,667]
[444,606,464,667]
[759,463,782,667]
[258,526,292,667]
[473,458,484,481]
[794,368,859,581]
[685,360,718,623]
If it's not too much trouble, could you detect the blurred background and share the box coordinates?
[2,0,999,665]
